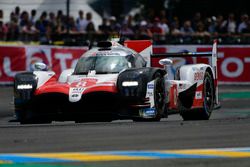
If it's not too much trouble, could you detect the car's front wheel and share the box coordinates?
[133,73,166,122]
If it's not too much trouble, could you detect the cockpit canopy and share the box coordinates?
[74,45,146,75]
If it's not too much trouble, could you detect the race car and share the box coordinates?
[13,39,219,124]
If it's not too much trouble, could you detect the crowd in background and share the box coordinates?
[1,6,250,43]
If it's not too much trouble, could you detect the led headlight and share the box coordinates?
[122,81,139,87]
[17,84,33,89]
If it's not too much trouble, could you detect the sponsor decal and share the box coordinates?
[140,108,156,118]
[69,87,86,102]
[194,72,204,81]
[147,84,154,89]
[96,52,120,56]
[195,91,202,99]
[144,108,156,115]
[72,87,85,93]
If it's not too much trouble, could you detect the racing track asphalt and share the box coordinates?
[0,85,250,167]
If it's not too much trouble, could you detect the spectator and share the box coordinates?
[242,21,250,34]
[0,20,8,40]
[76,10,87,32]
[205,16,216,33]
[20,11,29,27]
[123,15,135,29]
[68,16,77,33]
[214,15,227,34]
[76,12,95,32]
[238,14,248,33]
[170,18,181,36]
[194,21,210,37]
[56,10,64,23]
[120,23,134,37]
[48,12,57,30]
[150,17,163,34]
[86,22,95,33]
[30,9,37,25]
[45,23,53,42]
[98,18,111,34]
[55,20,66,34]
[136,20,153,39]
[180,20,194,36]
[159,17,169,35]
[35,12,48,33]
[21,21,38,41]
[192,12,202,31]
[224,13,237,34]
[22,21,38,34]
[109,16,121,33]
[14,6,20,23]
[6,12,19,40]
[35,11,49,42]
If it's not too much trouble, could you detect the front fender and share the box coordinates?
[117,67,166,98]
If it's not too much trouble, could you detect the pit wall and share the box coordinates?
[0,45,249,84]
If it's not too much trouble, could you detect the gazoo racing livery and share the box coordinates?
[14,40,219,123]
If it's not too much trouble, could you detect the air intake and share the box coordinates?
[97,41,112,48]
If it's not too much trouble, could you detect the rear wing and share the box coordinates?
[152,40,218,78]
[152,40,219,106]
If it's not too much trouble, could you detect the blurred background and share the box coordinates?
[0,0,249,45]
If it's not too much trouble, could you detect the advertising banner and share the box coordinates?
[0,45,88,84]
[0,44,250,84]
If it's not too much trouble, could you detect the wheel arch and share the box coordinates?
[117,67,166,98]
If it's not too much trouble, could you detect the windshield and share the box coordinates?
[74,56,131,74]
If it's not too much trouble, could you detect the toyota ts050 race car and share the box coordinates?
[14,40,219,124]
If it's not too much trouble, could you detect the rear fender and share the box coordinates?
[178,64,214,86]
[177,64,215,109]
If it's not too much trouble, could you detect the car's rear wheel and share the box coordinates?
[181,71,214,120]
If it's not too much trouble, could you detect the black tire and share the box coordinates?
[133,73,165,122]
[181,71,214,120]
[153,74,166,121]
[17,109,52,124]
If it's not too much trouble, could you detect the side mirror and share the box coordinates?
[32,62,48,71]
[159,58,173,66]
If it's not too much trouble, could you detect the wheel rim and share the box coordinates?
[204,77,213,113]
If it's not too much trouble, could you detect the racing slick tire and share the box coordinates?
[181,71,214,120]
[19,112,52,124]
[16,107,52,124]
[133,72,166,122]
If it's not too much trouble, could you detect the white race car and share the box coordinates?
[14,40,219,123]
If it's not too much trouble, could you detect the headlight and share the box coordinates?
[122,81,138,87]
[17,84,33,89]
